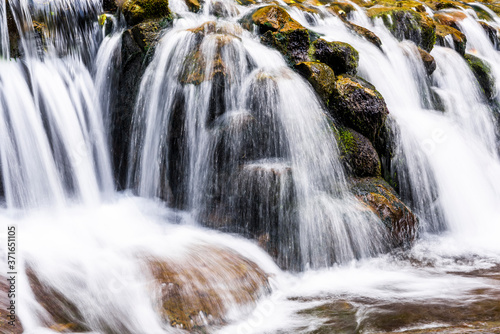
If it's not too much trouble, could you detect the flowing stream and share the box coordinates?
[1,0,500,333]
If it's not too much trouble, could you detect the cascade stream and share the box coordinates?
[1,0,500,333]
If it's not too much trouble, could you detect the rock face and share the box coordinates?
[351,177,419,247]
[367,4,436,52]
[310,38,359,75]
[465,53,496,100]
[328,75,389,144]
[336,127,382,178]
[294,61,336,103]
[26,246,270,331]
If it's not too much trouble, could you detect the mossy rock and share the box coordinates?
[102,0,118,12]
[479,21,500,49]
[294,61,336,103]
[130,19,165,52]
[310,38,359,75]
[433,11,467,30]
[122,0,172,26]
[464,53,496,101]
[185,0,201,12]
[367,5,436,52]
[326,1,356,17]
[335,127,382,177]
[418,47,436,76]
[328,75,389,143]
[240,5,312,64]
[147,245,271,330]
[350,177,419,247]
[349,23,383,49]
[435,24,467,55]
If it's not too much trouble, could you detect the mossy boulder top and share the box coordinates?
[122,0,171,26]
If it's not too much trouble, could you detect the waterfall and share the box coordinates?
[127,15,388,269]
[2,0,500,332]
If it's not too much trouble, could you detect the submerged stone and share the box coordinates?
[350,177,418,247]
[328,75,389,144]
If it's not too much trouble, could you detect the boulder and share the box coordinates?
[350,177,419,247]
[25,247,270,331]
[102,0,118,12]
[310,38,359,75]
[294,61,336,103]
[464,53,496,101]
[418,47,436,76]
[335,127,382,178]
[435,24,467,56]
[349,23,383,49]
[185,0,201,12]
[241,5,312,64]
[122,0,172,26]
[147,246,271,329]
[367,5,436,52]
[131,19,165,52]
[328,75,389,143]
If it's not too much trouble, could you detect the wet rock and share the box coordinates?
[294,61,336,103]
[350,177,418,247]
[0,277,23,334]
[210,1,240,18]
[6,1,20,58]
[418,47,436,76]
[367,5,436,52]
[102,0,118,12]
[146,245,271,329]
[435,24,467,56]
[335,127,382,178]
[185,0,201,12]
[326,1,355,18]
[131,19,165,52]
[349,23,383,49]
[433,11,467,30]
[310,38,359,75]
[479,21,500,49]
[122,0,172,26]
[241,5,312,64]
[464,53,496,101]
[328,75,389,143]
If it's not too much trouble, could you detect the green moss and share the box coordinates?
[122,0,172,26]
[464,53,496,100]
[310,39,359,75]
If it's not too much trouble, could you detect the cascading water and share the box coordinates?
[2,0,500,333]
[127,14,388,269]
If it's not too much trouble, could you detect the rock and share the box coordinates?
[435,24,467,56]
[102,0,118,12]
[25,247,270,332]
[210,1,240,17]
[433,11,467,30]
[326,1,355,18]
[464,53,496,101]
[0,277,23,334]
[335,127,382,178]
[367,5,436,52]
[328,75,389,143]
[294,61,336,104]
[350,177,419,247]
[131,19,164,52]
[146,245,271,329]
[349,23,383,49]
[241,5,312,64]
[185,0,201,12]
[418,47,436,75]
[6,0,20,58]
[310,38,359,75]
[479,21,500,49]
[122,0,172,26]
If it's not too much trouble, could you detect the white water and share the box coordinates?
[1,0,500,333]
